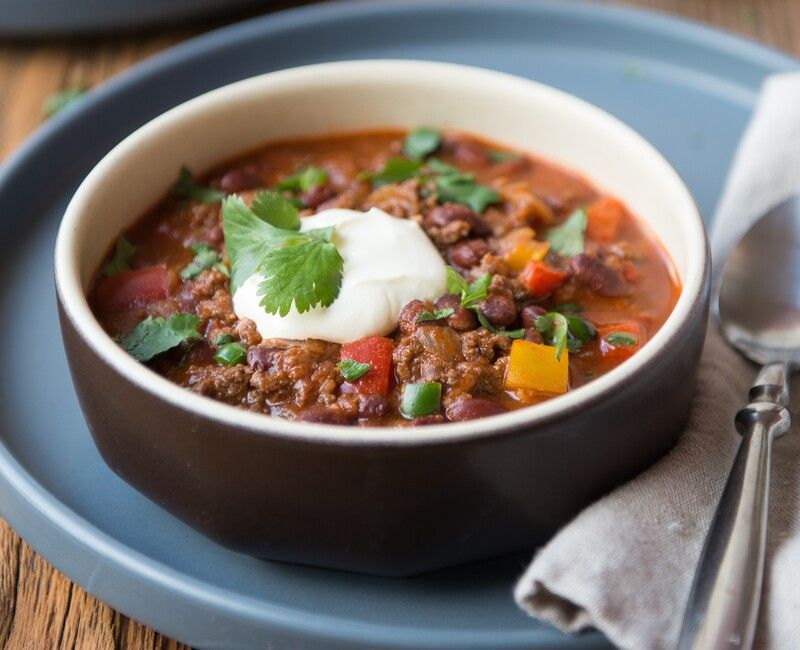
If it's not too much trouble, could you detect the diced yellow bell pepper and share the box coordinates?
[506,240,550,272]
[505,339,569,394]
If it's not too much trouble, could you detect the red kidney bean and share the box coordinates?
[520,304,548,328]
[434,294,478,331]
[442,136,491,167]
[247,345,282,371]
[358,395,389,419]
[446,398,507,421]
[448,239,488,269]
[570,253,627,297]
[219,168,262,193]
[524,328,544,344]
[426,203,475,228]
[398,299,434,335]
[297,406,355,425]
[479,292,517,327]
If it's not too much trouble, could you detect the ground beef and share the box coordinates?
[186,364,254,405]
[364,179,420,218]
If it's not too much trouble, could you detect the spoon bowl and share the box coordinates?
[716,195,800,365]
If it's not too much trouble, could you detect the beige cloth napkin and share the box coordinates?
[514,73,800,650]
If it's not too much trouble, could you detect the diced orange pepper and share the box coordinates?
[597,322,645,362]
[587,196,626,242]
[505,339,569,395]
[507,240,550,272]
[519,260,567,297]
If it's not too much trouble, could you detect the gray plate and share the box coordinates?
[0,1,796,648]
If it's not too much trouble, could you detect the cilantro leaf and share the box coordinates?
[501,328,526,339]
[446,266,470,296]
[534,312,569,360]
[417,308,455,323]
[337,359,373,381]
[371,158,422,186]
[120,313,202,362]
[222,194,344,315]
[171,167,224,203]
[605,332,638,346]
[545,207,587,257]
[214,333,235,346]
[565,315,596,342]
[43,86,87,117]
[101,236,136,277]
[403,127,442,160]
[426,158,461,175]
[461,273,492,309]
[180,242,228,280]
[251,191,300,230]
[488,150,520,163]
[276,166,329,193]
[427,160,501,213]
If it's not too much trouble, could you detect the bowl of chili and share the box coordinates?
[55,60,709,575]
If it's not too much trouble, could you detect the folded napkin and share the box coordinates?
[514,72,800,650]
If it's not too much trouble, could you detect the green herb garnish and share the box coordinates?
[101,236,136,277]
[214,333,235,346]
[180,242,228,280]
[337,359,373,381]
[43,85,87,117]
[545,207,587,257]
[553,302,582,313]
[446,267,491,309]
[427,158,500,213]
[371,158,423,186]
[120,313,203,362]
[500,328,526,339]
[171,167,225,204]
[276,166,329,193]
[251,191,301,230]
[605,332,638,347]
[215,342,247,366]
[222,192,343,315]
[534,312,596,360]
[403,127,442,160]
[417,308,455,323]
[488,150,520,163]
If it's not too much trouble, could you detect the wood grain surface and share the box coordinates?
[0,0,796,647]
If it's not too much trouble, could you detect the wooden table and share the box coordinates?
[0,0,797,646]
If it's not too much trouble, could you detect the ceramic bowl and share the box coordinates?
[55,60,709,576]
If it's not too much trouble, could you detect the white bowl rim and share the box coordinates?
[55,59,708,446]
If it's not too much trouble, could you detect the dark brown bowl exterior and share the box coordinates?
[57,273,708,577]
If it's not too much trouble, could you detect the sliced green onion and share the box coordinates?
[400,382,442,419]
[215,342,247,365]
[337,359,372,381]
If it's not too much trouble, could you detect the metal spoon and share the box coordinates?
[677,197,798,650]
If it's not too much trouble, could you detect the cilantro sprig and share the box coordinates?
[403,127,442,160]
[417,308,455,323]
[171,167,225,204]
[180,242,228,280]
[101,236,136,277]
[534,312,596,360]
[222,191,344,316]
[428,158,501,213]
[276,166,329,193]
[337,359,373,382]
[443,267,519,338]
[370,158,422,186]
[545,207,587,257]
[120,313,203,362]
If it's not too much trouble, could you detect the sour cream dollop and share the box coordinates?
[232,207,447,343]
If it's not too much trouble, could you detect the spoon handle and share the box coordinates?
[677,362,790,650]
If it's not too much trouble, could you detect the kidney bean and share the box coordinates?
[524,328,544,344]
[446,398,508,421]
[297,407,355,425]
[301,184,336,209]
[398,299,434,335]
[479,292,517,327]
[520,304,548,329]
[219,168,262,193]
[448,239,488,269]
[426,203,475,228]
[442,135,491,167]
[247,345,282,371]
[434,294,478,331]
[358,395,389,419]
[570,253,627,297]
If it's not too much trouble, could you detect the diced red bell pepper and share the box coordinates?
[519,260,567,297]
[340,336,394,395]
[94,265,169,313]
[597,322,645,362]
[587,196,626,242]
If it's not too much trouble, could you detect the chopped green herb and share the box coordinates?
[461,273,492,309]
[488,150,520,163]
[43,85,87,117]
[403,127,442,160]
[120,313,202,362]
[434,169,501,213]
[171,167,224,203]
[370,158,422,186]
[222,193,344,315]
[400,382,442,419]
[214,333,235,346]
[276,166,329,193]
[553,302,582,313]
[426,158,461,176]
[534,312,569,360]
[545,207,587,257]
[101,236,136,277]
[215,342,247,365]
[180,242,228,280]
[337,359,373,382]
[446,266,470,296]
[565,316,596,342]
[500,328,526,339]
[251,191,301,230]
[417,308,455,323]
[605,332,638,346]
[475,309,495,332]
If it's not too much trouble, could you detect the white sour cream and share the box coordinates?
[232,207,447,343]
